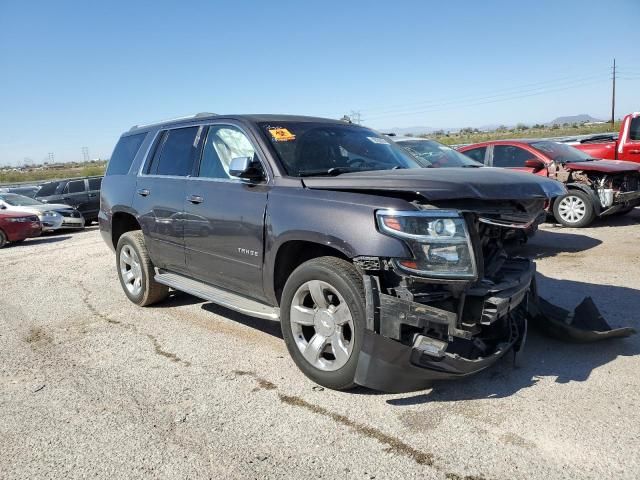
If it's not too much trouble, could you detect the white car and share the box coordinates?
[0,193,84,231]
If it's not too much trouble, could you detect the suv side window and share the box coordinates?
[106,132,146,176]
[463,146,487,163]
[88,178,102,191]
[492,145,531,168]
[65,180,86,194]
[147,127,199,176]
[199,125,257,179]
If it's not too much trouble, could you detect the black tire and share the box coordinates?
[0,229,7,248]
[552,190,595,228]
[12,239,25,244]
[280,256,365,391]
[116,230,169,306]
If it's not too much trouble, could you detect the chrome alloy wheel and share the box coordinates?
[119,245,143,296]
[289,280,355,372]
[558,194,587,224]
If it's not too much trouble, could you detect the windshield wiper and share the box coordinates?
[460,164,483,168]
[298,167,360,177]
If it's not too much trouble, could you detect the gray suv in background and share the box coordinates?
[99,113,631,392]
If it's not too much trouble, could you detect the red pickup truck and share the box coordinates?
[570,112,640,162]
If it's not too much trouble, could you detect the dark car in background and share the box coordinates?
[36,176,103,224]
[458,140,640,227]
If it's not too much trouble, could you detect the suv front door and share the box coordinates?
[184,123,269,301]
[134,126,200,273]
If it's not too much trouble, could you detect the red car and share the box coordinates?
[458,140,640,227]
[571,112,640,163]
[0,209,42,247]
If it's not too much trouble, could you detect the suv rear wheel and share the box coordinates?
[116,231,169,306]
[553,190,595,227]
[280,256,365,390]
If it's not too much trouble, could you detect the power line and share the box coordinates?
[357,70,610,116]
[364,77,609,121]
[611,58,616,125]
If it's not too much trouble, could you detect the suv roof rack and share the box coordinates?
[129,112,218,131]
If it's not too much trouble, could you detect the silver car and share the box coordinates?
[0,193,84,231]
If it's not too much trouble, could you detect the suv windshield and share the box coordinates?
[531,141,595,163]
[259,122,421,176]
[396,139,483,167]
[0,193,44,206]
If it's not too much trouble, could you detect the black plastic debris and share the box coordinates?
[529,296,636,342]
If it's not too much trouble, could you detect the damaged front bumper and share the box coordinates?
[354,260,635,393]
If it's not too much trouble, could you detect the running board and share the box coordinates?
[154,271,280,320]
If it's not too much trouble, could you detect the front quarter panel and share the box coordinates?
[264,186,413,301]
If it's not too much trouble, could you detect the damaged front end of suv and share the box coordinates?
[351,195,635,392]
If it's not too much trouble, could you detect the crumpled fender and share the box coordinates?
[527,279,636,342]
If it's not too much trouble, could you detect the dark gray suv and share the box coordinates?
[99,113,629,392]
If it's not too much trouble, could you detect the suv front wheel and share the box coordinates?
[280,257,365,390]
[116,231,169,306]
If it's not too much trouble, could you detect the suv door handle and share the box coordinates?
[137,189,150,197]
[187,195,204,204]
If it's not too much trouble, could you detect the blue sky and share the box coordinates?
[1,0,639,165]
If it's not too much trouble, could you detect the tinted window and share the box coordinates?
[106,133,146,176]
[66,180,86,193]
[530,141,593,163]
[492,145,532,168]
[630,117,640,141]
[88,178,102,191]
[462,146,487,164]
[199,125,257,179]
[149,127,199,176]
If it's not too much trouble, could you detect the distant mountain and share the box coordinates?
[548,114,604,125]
[380,126,439,136]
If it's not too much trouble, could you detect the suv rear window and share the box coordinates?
[147,127,199,177]
[106,133,146,176]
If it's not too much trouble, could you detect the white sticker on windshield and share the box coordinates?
[367,136,390,145]
[438,146,453,151]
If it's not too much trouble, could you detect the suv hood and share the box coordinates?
[302,167,566,201]
[564,159,640,173]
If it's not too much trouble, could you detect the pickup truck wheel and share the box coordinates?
[281,256,365,391]
[553,190,595,227]
[116,231,169,306]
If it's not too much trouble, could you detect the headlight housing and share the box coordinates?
[376,209,477,279]
[42,210,59,217]
[6,216,32,223]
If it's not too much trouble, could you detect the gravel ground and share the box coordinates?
[1,212,639,480]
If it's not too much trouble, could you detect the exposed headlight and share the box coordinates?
[42,210,60,217]
[376,209,477,279]
[6,216,32,223]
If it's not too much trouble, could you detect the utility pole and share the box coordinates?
[48,152,54,164]
[349,110,362,125]
[611,58,616,126]
[82,146,89,162]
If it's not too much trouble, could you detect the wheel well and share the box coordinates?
[273,240,349,304]
[111,212,141,248]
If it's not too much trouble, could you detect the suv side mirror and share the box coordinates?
[524,158,545,171]
[229,157,264,181]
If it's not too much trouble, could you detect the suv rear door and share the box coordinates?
[184,122,269,300]
[86,177,102,220]
[134,126,200,272]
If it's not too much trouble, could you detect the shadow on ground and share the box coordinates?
[387,273,640,405]
[17,235,72,246]
[514,228,602,260]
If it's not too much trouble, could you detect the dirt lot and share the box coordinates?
[1,212,639,480]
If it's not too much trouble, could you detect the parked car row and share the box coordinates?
[0,175,103,224]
